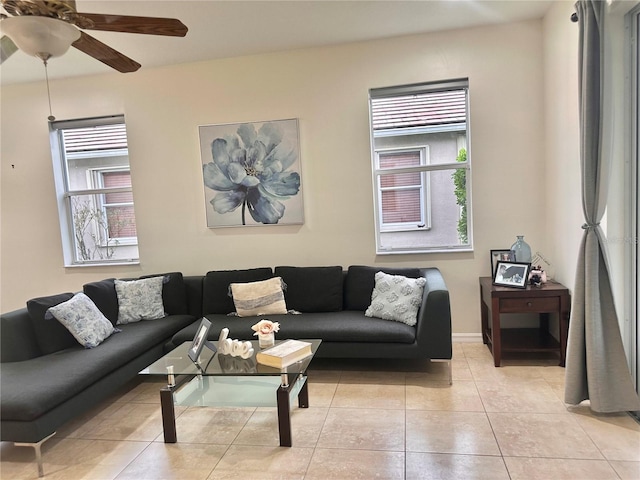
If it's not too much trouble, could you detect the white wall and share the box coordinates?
[1,20,548,335]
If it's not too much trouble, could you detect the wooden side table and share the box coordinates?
[479,277,570,367]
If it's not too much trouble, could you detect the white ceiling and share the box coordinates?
[0,0,555,85]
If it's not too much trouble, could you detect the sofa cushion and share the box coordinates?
[274,266,343,312]
[365,272,426,326]
[47,293,119,348]
[203,268,273,314]
[26,292,76,355]
[115,277,166,324]
[0,314,196,422]
[83,278,118,325]
[140,272,188,315]
[344,265,421,311]
[230,277,287,316]
[172,311,416,346]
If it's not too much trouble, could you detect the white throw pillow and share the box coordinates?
[47,293,119,348]
[365,272,426,326]
[115,277,166,324]
[230,277,287,317]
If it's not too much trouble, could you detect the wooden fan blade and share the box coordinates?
[76,13,188,37]
[0,35,18,63]
[72,31,141,73]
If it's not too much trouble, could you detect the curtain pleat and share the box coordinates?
[564,0,640,413]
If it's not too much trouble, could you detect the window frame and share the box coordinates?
[374,146,431,232]
[90,167,137,245]
[49,115,140,267]
[369,78,472,255]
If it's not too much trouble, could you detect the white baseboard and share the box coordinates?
[452,333,482,343]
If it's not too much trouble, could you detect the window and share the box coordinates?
[50,116,139,266]
[369,79,471,254]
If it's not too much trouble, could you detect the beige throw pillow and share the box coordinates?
[230,277,287,317]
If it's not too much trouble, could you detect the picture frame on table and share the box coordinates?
[490,249,515,277]
[493,261,531,289]
[188,318,213,362]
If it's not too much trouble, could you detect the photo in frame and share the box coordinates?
[199,118,304,228]
[188,318,214,362]
[490,249,515,277]
[493,261,531,289]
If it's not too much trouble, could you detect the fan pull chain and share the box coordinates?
[42,55,55,122]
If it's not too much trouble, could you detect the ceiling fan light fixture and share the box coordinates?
[1,15,80,59]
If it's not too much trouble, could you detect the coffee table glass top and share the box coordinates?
[140,339,322,377]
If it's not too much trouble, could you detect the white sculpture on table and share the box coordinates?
[217,327,254,359]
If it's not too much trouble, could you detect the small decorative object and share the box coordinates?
[188,318,216,362]
[528,266,548,287]
[510,235,532,262]
[217,327,254,359]
[490,249,515,276]
[493,261,531,289]
[251,319,280,348]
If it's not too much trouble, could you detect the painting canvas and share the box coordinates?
[199,118,304,227]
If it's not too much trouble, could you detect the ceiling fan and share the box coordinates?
[0,0,188,73]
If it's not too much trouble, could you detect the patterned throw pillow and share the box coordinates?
[230,277,287,317]
[365,272,426,326]
[47,293,119,348]
[115,276,166,324]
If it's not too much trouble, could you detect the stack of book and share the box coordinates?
[256,339,312,368]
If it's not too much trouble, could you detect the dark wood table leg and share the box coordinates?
[277,383,292,447]
[559,294,570,367]
[491,296,501,367]
[160,386,177,443]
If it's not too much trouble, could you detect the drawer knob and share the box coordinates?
[527,302,533,307]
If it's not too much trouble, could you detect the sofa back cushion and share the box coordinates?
[83,278,118,325]
[139,272,188,315]
[274,266,344,312]
[26,293,77,354]
[343,265,421,311]
[1,308,42,362]
[203,268,273,314]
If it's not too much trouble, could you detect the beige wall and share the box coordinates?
[1,19,549,334]
[542,1,582,290]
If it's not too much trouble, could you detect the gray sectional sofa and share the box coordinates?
[0,265,451,475]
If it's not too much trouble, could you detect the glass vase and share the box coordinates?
[511,235,532,263]
[258,332,275,348]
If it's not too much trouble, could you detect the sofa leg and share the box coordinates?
[431,359,452,385]
[15,431,56,477]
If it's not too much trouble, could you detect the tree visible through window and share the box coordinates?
[50,116,139,266]
[369,79,472,254]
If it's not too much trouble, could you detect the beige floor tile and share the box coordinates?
[452,342,465,358]
[572,409,640,461]
[36,463,126,480]
[338,370,406,385]
[547,380,566,402]
[406,411,500,456]
[171,407,254,444]
[331,383,405,409]
[233,407,328,447]
[317,407,405,451]
[81,403,170,442]
[305,448,405,480]
[489,412,603,459]
[306,382,337,407]
[115,442,227,480]
[609,460,640,480]
[504,457,620,480]
[406,452,510,480]
[451,358,474,381]
[462,343,493,359]
[467,358,546,384]
[476,378,568,413]
[406,380,484,412]
[306,369,342,383]
[207,445,312,479]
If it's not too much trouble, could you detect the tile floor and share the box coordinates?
[1,342,639,480]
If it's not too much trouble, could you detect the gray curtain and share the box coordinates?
[564,0,640,413]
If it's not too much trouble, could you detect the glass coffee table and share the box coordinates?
[139,339,321,447]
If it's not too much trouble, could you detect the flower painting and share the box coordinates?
[199,118,304,227]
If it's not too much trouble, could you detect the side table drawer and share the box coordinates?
[500,296,560,313]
